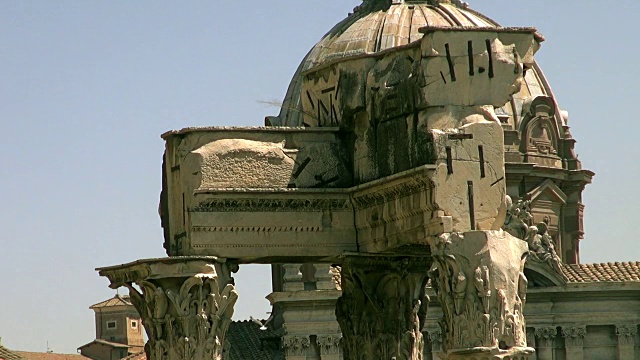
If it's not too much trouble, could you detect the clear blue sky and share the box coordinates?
[1,0,638,354]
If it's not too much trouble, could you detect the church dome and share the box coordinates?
[273,0,560,131]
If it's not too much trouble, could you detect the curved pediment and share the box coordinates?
[524,258,567,287]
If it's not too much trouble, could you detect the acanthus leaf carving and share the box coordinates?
[317,334,342,355]
[101,259,238,360]
[282,335,311,357]
[336,256,430,360]
[428,231,532,357]
[561,325,586,347]
[616,324,638,346]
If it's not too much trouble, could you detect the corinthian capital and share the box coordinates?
[616,324,638,346]
[282,335,311,357]
[535,327,557,340]
[429,231,533,359]
[561,325,586,347]
[97,257,238,360]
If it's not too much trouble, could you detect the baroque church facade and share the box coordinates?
[96,1,640,360]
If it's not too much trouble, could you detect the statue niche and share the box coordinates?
[520,96,562,168]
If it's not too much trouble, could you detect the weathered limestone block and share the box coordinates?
[428,231,533,359]
[351,165,449,253]
[299,28,540,186]
[161,127,355,260]
[419,27,540,108]
[96,257,237,360]
[430,120,507,232]
[336,255,431,360]
[186,138,298,189]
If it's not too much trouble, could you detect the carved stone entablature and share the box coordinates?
[160,127,354,259]
[283,335,311,357]
[350,173,434,210]
[351,165,452,253]
[561,325,586,347]
[616,324,638,346]
[96,257,238,360]
[186,191,357,262]
[336,255,431,360]
[428,231,533,359]
[317,334,342,355]
[192,197,351,213]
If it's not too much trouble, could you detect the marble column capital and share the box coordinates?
[97,257,238,360]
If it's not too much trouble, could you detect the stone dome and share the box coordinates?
[272,0,561,131]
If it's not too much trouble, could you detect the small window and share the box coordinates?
[106,320,117,329]
[131,320,138,329]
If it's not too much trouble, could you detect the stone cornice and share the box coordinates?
[161,126,343,139]
[419,26,544,42]
[96,256,230,288]
[505,162,595,182]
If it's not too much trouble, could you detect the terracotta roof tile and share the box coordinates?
[89,295,132,309]
[562,262,640,283]
[94,321,285,360]
[78,339,130,350]
[0,345,26,360]
[225,320,284,360]
[14,351,90,360]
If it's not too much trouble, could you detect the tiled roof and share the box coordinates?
[78,339,130,350]
[89,294,132,309]
[225,320,284,360]
[563,262,640,283]
[101,321,285,360]
[14,352,90,360]
[0,345,25,360]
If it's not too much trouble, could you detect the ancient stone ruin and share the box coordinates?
[96,1,600,359]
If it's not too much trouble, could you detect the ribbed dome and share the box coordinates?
[273,0,559,129]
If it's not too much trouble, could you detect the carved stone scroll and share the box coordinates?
[97,257,238,360]
[428,231,533,359]
[336,255,431,360]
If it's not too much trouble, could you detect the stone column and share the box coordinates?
[97,257,238,360]
[615,324,637,360]
[428,231,534,360]
[561,326,586,360]
[534,327,557,360]
[336,255,431,360]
